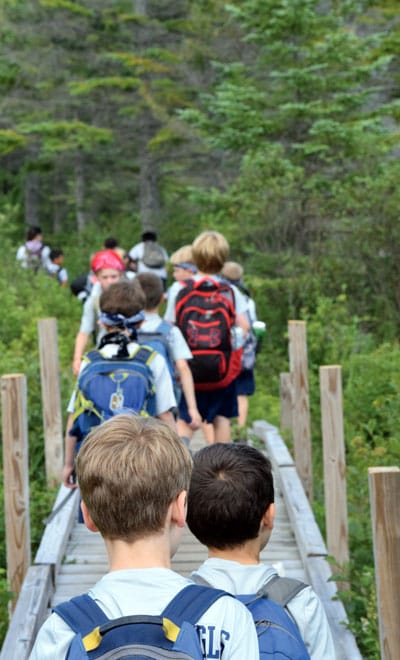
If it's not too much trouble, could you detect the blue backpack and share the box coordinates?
[53,584,229,659]
[136,319,175,380]
[194,575,310,660]
[72,342,157,443]
[137,320,180,401]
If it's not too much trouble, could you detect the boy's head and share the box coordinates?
[76,414,193,542]
[49,248,64,265]
[26,226,42,242]
[142,230,157,242]
[136,272,164,311]
[187,443,274,550]
[192,231,229,274]
[91,249,125,290]
[221,261,243,285]
[103,236,119,250]
[99,279,146,331]
[170,245,197,281]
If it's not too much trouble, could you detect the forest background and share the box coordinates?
[1,0,400,657]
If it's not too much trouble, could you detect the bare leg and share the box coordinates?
[202,422,215,445]
[177,418,194,442]
[213,415,231,443]
[237,394,248,427]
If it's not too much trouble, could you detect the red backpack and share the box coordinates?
[175,277,242,390]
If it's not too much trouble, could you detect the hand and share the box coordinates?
[188,407,202,430]
[72,357,81,376]
[62,465,77,489]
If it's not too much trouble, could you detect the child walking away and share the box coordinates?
[169,244,198,282]
[16,225,51,271]
[221,261,260,428]
[45,248,69,287]
[187,443,336,660]
[165,230,249,444]
[129,231,169,289]
[30,415,259,660]
[62,279,177,492]
[72,249,126,375]
[136,272,202,431]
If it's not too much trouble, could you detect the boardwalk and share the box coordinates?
[0,422,362,659]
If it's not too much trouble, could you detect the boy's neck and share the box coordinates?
[104,534,173,571]
[208,540,261,565]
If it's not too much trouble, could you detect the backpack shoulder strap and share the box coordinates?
[130,344,158,366]
[162,584,230,631]
[54,594,109,635]
[156,319,173,336]
[258,575,308,607]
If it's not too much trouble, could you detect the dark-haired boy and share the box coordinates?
[187,443,336,659]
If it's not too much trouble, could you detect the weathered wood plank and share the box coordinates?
[277,465,327,558]
[305,556,363,660]
[35,486,79,571]
[252,420,294,467]
[0,565,52,660]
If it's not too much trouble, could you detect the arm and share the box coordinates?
[157,410,177,431]
[72,331,89,375]
[62,413,78,488]
[175,359,201,429]
[235,312,250,337]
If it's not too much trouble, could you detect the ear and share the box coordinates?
[261,502,275,531]
[170,490,187,529]
[80,501,99,533]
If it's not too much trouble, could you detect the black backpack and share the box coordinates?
[175,277,242,390]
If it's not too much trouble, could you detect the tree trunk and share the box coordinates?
[139,144,160,233]
[75,149,86,232]
[24,172,40,227]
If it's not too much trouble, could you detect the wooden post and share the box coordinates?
[288,321,313,501]
[279,372,292,431]
[38,318,63,487]
[368,467,400,660]
[1,374,31,610]
[319,366,349,567]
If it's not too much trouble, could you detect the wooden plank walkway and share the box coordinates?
[0,422,362,660]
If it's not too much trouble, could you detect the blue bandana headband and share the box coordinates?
[173,262,197,273]
[98,310,145,330]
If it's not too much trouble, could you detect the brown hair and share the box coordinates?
[136,272,164,310]
[76,415,193,542]
[99,279,146,318]
[192,231,229,274]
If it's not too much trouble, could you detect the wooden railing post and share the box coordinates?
[38,318,63,487]
[279,372,292,431]
[319,366,349,567]
[368,467,400,660]
[1,374,31,611]
[288,320,313,501]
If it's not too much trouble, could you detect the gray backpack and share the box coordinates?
[142,240,166,268]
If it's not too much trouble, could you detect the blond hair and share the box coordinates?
[192,230,229,274]
[221,261,243,282]
[170,245,195,266]
[76,415,192,541]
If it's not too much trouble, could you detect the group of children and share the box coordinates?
[31,415,335,659]
[26,227,336,658]
[16,226,68,286]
